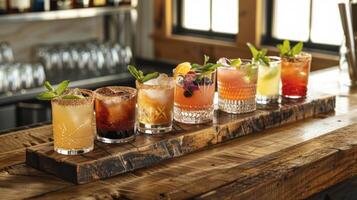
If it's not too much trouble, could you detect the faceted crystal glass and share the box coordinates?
[255,56,281,104]
[217,59,258,114]
[281,52,311,99]
[174,70,216,124]
[95,86,137,143]
[136,78,175,134]
[51,89,95,155]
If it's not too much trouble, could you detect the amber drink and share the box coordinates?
[51,89,95,155]
[95,87,137,143]
[217,58,258,114]
[136,74,174,134]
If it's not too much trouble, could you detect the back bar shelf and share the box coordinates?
[0,6,135,22]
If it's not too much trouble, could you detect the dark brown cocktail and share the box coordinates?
[94,86,137,143]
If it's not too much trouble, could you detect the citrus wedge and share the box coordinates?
[174,62,191,77]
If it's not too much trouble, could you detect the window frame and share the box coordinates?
[262,0,339,53]
[172,0,237,41]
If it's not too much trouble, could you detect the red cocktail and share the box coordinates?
[281,52,311,99]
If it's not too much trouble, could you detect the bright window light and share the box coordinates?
[311,0,344,45]
[182,0,210,31]
[212,0,239,34]
[272,0,311,42]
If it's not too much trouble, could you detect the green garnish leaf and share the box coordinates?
[277,40,304,57]
[127,65,141,80]
[292,42,303,56]
[37,80,76,101]
[247,43,259,59]
[37,91,57,100]
[127,65,160,83]
[61,94,85,99]
[55,80,70,95]
[203,55,210,66]
[141,72,160,83]
[247,43,270,66]
[191,64,201,69]
[44,81,54,92]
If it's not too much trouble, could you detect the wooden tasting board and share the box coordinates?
[26,94,336,184]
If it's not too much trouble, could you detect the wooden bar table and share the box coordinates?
[0,67,356,200]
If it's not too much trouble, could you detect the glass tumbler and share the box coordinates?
[217,59,258,114]
[51,89,95,155]
[95,86,137,143]
[136,77,175,134]
[174,70,216,124]
[281,52,312,99]
[255,56,281,104]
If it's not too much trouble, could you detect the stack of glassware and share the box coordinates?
[36,40,133,81]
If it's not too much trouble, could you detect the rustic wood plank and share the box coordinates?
[0,109,357,200]
[0,67,353,199]
[26,95,335,184]
[18,113,357,200]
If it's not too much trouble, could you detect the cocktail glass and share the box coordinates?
[255,56,281,104]
[95,86,137,143]
[281,52,312,99]
[136,74,174,134]
[217,59,258,114]
[174,70,216,124]
[51,89,95,155]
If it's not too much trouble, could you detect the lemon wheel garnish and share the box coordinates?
[174,62,191,77]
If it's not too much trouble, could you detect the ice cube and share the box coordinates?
[66,88,82,96]
[144,89,167,102]
[157,73,170,86]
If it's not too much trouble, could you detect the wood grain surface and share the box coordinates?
[0,67,356,200]
[26,94,335,184]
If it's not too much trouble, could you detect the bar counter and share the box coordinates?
[0,67,356,199]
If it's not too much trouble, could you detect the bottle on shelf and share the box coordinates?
[31,0,52,12]
[7,0,31,13]
[73,0,90,8]
[91,0,106,7]
[0,0,7,14]
[107,0,122,7]
[56,0,73,10]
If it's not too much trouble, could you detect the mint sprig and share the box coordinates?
[191,55,222,74]
[37,80,83,100]
[247,43,271,67]
[277,40,303,57]
[127,65,159,83]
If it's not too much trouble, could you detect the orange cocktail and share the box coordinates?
[51,89,95,155]
[174,62,216,124]
[136,74,174,134]
[281,52,311,99]
[217,58,257,114]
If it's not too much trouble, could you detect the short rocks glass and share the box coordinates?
[255,56,281,104]
[174,70,216,124]
[217,58,258,114]
[136,74,175,134]
[95,86,137,143]
[51,89,95,155]
[281,52,312,99]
